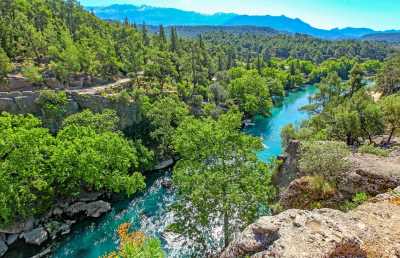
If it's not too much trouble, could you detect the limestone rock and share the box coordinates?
[221,187,400,258]
[23,227,48,246]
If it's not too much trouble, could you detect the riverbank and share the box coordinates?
[5,86,317,258]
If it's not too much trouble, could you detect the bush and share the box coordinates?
[340,192,369,211]
[22,63,43,84]
[358,144,390,157]
[103,223,165,258]
[299,141,350,179]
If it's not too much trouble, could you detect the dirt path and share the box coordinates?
[68,78,132,95]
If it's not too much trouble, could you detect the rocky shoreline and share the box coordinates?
[0,191,112,257]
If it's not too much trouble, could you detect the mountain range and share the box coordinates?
[87,4,399,40]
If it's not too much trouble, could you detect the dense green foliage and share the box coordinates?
[0,0,394,90]
[62,109,120,133]
[0,112,149,227]
[171,111,275,254]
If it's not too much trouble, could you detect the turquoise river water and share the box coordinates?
[12,85,317,258]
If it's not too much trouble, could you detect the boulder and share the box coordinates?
[23,227,48,246]
[66,201,111,218]
[14,95,40,114]
[84,201,111,218]
[0,240,7,257]
[65,202,86,217]
[161,179,173,189]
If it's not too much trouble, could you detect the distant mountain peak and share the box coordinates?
[87,4,399,39]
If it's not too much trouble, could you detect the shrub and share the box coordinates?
[358,144,390,157]
[103,223,165,258]
[299,141,350,179]
[22,63,43,84]
[340,192,369,211]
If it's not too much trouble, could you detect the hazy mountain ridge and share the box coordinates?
[362,32,400,42]
[87,4,399,40]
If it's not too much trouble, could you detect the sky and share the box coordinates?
[79,0,400,31]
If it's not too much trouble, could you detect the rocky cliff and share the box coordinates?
[221,186,400,258]
[0,90,141,130]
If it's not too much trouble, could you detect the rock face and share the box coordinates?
[221,187,400,258]
[273,140,301,192]
[0,90,140,130]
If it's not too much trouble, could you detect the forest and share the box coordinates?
[1,0,400,257]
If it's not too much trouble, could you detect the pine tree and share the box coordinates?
[170,27,178,52]
[142,22,150,46]
[159,25,166,50]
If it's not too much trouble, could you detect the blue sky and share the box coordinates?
[79,0,400,30]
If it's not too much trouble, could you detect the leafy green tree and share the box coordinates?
[348,64,365,96]
[36,90,69,132]
[228,70,272,117]
[21,62,43,85]
[144,96,189,158]
[0,113,55,226]
[49,31,81,86]
[171,111,275,254]
[379,94,400,144]
[63,109,120,133]
[144,51,177,91]
[377,55,400,95]
[328,101,362,145]
[51,125,146,196]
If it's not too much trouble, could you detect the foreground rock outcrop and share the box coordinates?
[278,140,400,210]
[221,187,400,258]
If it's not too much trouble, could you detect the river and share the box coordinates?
[18,85,317,258]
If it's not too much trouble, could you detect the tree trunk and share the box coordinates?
[387,127,396,144]
[223,210,229,248]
